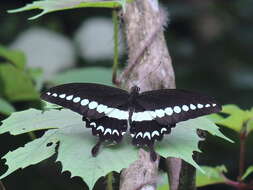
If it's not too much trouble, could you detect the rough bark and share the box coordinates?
[119,0,181,190]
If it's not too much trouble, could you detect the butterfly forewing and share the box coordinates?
[41,83,130,120]
[133,89,221,125]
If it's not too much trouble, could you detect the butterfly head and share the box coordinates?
[130,86,140,95]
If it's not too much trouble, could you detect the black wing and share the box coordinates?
[130,89,221,146]
[41,83,130,142]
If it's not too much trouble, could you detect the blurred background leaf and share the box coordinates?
[0,97,15,115]
[50,67,113,86]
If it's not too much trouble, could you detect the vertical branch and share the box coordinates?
[238,122,247,183]
[119,0,180,190]
[112,9,119,84]
[119,0,198,190]
[0,181,6,190]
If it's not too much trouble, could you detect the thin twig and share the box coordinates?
[0,181,6,190]
[112,9,120,86]
[238,122,247,182]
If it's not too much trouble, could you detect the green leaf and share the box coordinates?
[0,129,58,179]
[0,98,15,115]
[51,67,113,86]
[0,45,26,70]
[241,166,253,180]
[196,166,227,187]
[0,64,39,101]
[157,117,233,171]
[0,109,231,189]
[8,0,123,20]
[215,104,253,133]
[28,68,44,91]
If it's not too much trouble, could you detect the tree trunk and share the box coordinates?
[119,0,197,190]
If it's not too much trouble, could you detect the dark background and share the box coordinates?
[0,0,252,189]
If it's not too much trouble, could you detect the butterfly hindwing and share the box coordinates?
[84,116,128,143]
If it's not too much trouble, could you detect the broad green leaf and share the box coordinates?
[0,64,39,101]
[196,166,227,187]
[51,67,113,86]
[0,129,58,179]
[215,105,253,133]
[0,98,15,115]
[241,166,253,180]
[8,0,124,20]
[0,109,231,189]
[0,45,26,70]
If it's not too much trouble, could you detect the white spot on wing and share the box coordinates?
[89,101,98,109]
[197,104,203,109]
[205,104,210,108]
[161,128,167,134]
[112,130,119,136]
[190,104,196,110]
[59,94,66,98]
[81,99,89,106]
[136,132,143,138]
[97,126,104,132]
[46,92,51,95]
[52,93,58,97]
[152,130,159,137]
[212,103,216,107]
[131,133,135,137]
[165,107,173,115]
[73,97,81,103]
[173,106,181,113]
[155,109,165,118]
[66,95,73,100]
[90,122,96,128]
[104,128,112,135]
[121,132,126,135]
[97,104,108,113]
[104,107,114,114]
[132,111,153,121]
[143,132,151,140]
[107,109,129,120]
[182,105,189,111]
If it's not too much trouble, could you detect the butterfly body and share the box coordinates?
[41,83,221,160]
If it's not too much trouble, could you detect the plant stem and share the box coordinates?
[106,172,114,190]
[0,180,6,190]
[238,123,247,182]
[112,9,119,85]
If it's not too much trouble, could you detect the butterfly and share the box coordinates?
[41,83,221,161]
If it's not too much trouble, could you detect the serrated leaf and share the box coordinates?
[196,165,227,187]
[8,0,123,20]
[0,45,26,70]
[215,104,253,133]
[241,166,253,180]
[50,67,113,86]
[0,130,58,179]
[0,98,15,115]
[0,64,39,101]
[0,109,231,189]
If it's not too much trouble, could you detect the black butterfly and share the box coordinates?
[41,83,221,161]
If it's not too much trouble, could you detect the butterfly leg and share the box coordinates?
[91,139,103,157]
[149,144,157,162]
